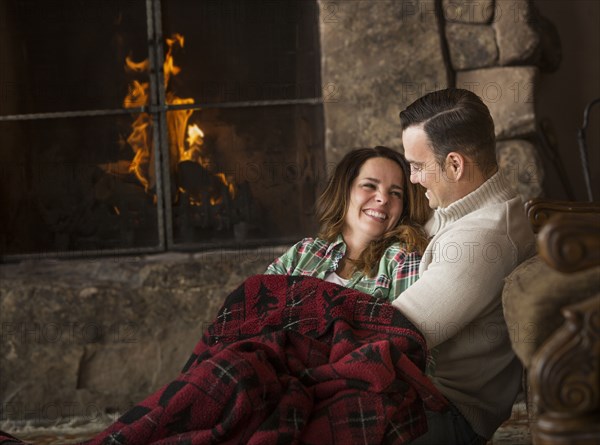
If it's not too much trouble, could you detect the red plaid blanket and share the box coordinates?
[0,274,447,445]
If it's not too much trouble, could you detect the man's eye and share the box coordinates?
[410,164,423,172]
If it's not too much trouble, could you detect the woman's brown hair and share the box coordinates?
[316,146,431,277]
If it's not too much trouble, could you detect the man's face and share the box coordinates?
[402,126,454,209]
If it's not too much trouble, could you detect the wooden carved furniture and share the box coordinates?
[529,294,600,444]
[502,199,600,445]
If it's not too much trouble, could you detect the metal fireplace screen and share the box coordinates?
[0,0,325,260]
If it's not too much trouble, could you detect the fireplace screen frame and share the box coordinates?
[0,0,324,262]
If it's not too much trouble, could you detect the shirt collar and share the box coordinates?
[326,234,347,257]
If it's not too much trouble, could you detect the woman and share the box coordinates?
[0,147,439,445]
[266,146,431,300]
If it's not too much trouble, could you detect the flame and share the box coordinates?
[163,33,184,87]
[125,57,149,73]
[112,33,237,212]
[120,34,199,194]
[187,124,204,147]
[124,80,148,108]
[168,96,194,162]
[127,114,153,190]
[215,173,236,200]
[207,174,236,206]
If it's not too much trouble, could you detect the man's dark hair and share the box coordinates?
[399,88,497,175]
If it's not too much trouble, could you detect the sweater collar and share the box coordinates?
[429,170,516,233]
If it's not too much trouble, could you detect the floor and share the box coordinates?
[486,401,532,445]
[2,402,531,445]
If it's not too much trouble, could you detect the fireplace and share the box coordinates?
[0,0,325,259]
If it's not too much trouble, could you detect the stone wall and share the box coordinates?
[321,0,555,201]
[318,0,447,163]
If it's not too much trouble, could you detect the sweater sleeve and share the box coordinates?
[391,229,516,348]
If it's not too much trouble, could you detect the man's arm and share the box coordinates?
[392,229,516,348]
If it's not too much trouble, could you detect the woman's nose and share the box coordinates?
[375,190,387,203]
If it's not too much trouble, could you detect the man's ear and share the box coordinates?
[445,152,466,181]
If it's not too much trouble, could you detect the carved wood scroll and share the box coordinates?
[525,198,600,234]
[529,294,600,445]
[537,213,600,273]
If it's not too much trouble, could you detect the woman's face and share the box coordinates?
[342,157,405,248]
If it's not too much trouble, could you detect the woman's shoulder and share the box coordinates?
[267,237,326,272]
[287,237,345,263]
[293,237,331,252]
[382,241,422,261]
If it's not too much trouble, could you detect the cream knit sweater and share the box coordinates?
[392,171,535,439]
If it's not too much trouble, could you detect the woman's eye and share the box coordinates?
[362,183,376,189]
[391,191,403,198]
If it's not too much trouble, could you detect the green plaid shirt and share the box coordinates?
[265,235,421,301]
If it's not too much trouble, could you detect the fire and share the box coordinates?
[98,33,237,211]
[163,34,184,87]
[119,34,193,193]
[187,124,204,147]
[127,114,153,191]
[124,57,149,73]
[215,172,236,200]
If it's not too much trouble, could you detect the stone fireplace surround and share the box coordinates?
[1,0,554,426]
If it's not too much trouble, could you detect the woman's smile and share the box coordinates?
[342,157,404,251]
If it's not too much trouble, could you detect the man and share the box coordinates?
[392,88,535,444]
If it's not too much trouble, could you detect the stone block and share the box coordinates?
[456,66,538,139]
[446,23,498,70]
[0,249,285,422]
[497,139,544,202]
[442,0,495,24]
[493,0,540,65]
[319,0,447,165]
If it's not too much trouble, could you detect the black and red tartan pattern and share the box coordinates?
[0,274,448,445]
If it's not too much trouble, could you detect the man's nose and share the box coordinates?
[409,170,420,184]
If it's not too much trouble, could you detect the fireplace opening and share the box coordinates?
[0,0,325,260]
